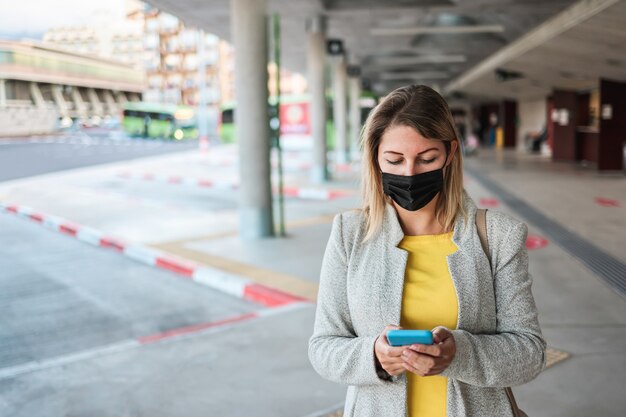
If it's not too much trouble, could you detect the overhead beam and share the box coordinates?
[371,24,504,36]
[444,0,621,93]
[368,54,467,66]
[379,71,448,81]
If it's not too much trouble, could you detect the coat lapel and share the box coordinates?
[377,190,481,331]
[378,202,408,326]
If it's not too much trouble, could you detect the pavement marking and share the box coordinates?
[0,302,310,381]
[148,213,341,301]
[465,165,626,297]
[151,242,320,302]
[0,201,309,308]
[116,171,354,200]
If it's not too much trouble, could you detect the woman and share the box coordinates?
[308,85,546,416]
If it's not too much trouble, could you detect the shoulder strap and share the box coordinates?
[475,208,527,417]
[475,208,492,271]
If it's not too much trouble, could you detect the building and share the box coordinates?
[142,7,221,106]
[0,39,145,136]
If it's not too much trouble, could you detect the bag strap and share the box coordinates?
[476,208,492,271]
[475,208,525,417]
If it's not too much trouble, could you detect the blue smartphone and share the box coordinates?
[387,330,434,346]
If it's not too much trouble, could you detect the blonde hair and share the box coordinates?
[360,84,467,241]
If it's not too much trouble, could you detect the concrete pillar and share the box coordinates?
[0,79,6,108]
[71,87,88,120]
[87,88,104,117]
[332,56,348,164]
[349,75,361,160]
[102,90,118,115]
[51,85,70,118]
[306,15,328,183]
[231,0,274,239]
[30,82,45,108]
[115,91,128,105]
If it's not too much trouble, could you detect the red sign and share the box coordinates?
[280,102,310,135]
[526,235,548,250]
[594,197,620,207]
[479,198,500,208]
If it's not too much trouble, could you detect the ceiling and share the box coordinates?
[145,0,625,100]
[443,0,626,100]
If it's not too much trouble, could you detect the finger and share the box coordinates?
[382,324,403,344]
[403,351,436,371]
[423,369,442,376]
[402,361,425,376]
[431,327,451,344]
[386,365,406,376]
[406,344,443,357]
[381,344,405,358]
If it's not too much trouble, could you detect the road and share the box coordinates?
[0,129,199,181]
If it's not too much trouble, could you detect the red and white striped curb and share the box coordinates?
[116,171,354,200]
[282,186,352,200]
[0,202,308,308]
[117,171,239,190]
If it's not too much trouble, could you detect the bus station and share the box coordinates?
[0,1,625,416]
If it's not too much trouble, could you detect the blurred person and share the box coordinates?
[525,124,548,154]
[309,85,546,416]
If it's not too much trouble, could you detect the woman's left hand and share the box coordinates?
[401,326,456,377]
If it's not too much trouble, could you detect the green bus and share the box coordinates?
[122,102,198,140]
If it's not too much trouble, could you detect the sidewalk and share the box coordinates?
[1,144,624,416]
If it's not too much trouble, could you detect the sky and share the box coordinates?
[0,0,128,40]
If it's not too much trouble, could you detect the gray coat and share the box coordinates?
[308,189,547,416]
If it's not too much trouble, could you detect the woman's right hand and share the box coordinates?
[374,325,407,376]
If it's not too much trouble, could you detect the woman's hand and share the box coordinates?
[401,326,456,377]
[374,325,407,377]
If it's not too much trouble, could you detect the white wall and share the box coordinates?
[0,104,59,136]
[517,98,547,152]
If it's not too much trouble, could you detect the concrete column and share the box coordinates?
[115,91,128,106]
[0,79,6,108]
[71,87,88,120]
[51,85,70,118]
[30,82,45,108]
[306,15,328,183]
[348,76,361,160]
[332,56,348,164]
[231,0,274,239]
[102,90,118,115]
[87,88,104,117]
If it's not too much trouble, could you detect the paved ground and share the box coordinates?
[0,129,199,181]
[0,141,624,416]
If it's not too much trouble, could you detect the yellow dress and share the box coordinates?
[398,231,459,417]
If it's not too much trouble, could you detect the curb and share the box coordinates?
[0,202,308,308]
[116,171,353,200]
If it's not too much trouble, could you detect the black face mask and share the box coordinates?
[381,150,448,212]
